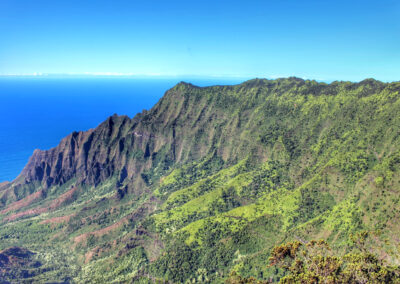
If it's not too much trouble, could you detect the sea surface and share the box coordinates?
[0,76,246,182]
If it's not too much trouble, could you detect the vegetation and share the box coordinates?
[267,233,400,283]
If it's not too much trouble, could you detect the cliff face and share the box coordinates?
[11,80,276,194]
[20,115,132,188]
[12,85,188,191]
[13,85,198,191]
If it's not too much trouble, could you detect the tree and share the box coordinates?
[268,237,400,283]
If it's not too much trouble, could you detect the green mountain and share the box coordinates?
[1,77,400,282]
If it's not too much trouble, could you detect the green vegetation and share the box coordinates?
[1,78,400,282]
[266,233,400,283]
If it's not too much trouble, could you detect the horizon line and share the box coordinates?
[1,73,398,83]
[0,72,257,78]
[0,72,330,81]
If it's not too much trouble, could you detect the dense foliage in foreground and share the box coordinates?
[228,233,400,283]
[1,77,400,282]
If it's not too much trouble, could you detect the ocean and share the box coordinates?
[0,76,246,182]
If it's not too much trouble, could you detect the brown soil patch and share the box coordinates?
[48,187,78,210]
[40,213,75,225]
[73,198,157,245]
[84,250,95,263]
[3,207,48,222]
[74,217,129,244]
[0,190,45,214]
[2,187,79,222]
[0,181,10,188]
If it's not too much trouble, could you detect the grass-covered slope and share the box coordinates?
[1,77,400,282]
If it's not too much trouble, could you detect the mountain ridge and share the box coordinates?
[1,77,400,282]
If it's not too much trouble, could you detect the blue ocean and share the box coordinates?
[0,77,246,182]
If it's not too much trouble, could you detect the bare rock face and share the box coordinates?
[19,114,133,188]
[12,83,207,190]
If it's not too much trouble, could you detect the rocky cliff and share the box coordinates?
[3,80,277,204]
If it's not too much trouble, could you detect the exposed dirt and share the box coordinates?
[0,181,10,188]
[48,187,78,210]
[74,217,129,244]
[0,189,45,214]
[40,213,75,225]
[73,198,158,246]
[3,187,78,222]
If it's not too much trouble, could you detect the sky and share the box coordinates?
[1,0,399,82]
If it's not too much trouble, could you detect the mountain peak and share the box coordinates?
[174,81,199,89]
[358,78,384,86]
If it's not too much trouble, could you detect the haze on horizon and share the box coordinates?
[1,0,399,82]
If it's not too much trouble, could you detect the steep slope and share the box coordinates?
[1,77,400,282]
[1,80,273,205]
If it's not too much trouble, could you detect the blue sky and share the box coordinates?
[1,0,399,81]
